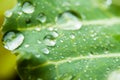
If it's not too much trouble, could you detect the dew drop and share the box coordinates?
[5,10,13,18]
[42,48,49,54]
[24,44,30,48]
[35,54,40,58]
[22,2,35,14]
[70,34,75,39]
[3,31,24,51]
[56,11,82,30]
[108,70,120,80]
[44,39,56,47]
[37,13,47,23]
[37,78,43,80]
[18,12,23,15]
[51,31,59,38]
[43,33,58,47]
[35,27,41,31]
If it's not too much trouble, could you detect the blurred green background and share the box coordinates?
[0,0,17,79]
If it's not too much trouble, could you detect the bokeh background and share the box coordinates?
[0,0,18,79]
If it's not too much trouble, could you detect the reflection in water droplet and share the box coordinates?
[37,13,47,23]
[3,31,24,51]
[42,48,49,54]
[5,10,13,18]
[22,2,35,14]
[56,12,82,30]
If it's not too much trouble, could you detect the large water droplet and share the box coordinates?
[56,11,82,30]
[42,48,49,54]
[3,31,24,51]
[5,10,13,18]
[22,2,35,14]
[37,13,47,23]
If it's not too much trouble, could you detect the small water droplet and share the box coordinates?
[22,2,35,14]
[37,78,43,80]
[60,40,63,43]
[56,11,82,30]
[24,44,30,48]
[51,31,59,38]
[70,34,75,39]
[37,40,41,44]
[18,12,23,15]
[44,33,57,47]
[3,31,24,51]
[5,10,13,18]
[44,39,56,47]
[35,54,40,58]
[37,13,47,23]
[35,27,41,31]
[42,48,49,54]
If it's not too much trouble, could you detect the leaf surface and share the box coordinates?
[1,0,120,80]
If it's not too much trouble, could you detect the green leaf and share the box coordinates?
[1,0,120,80]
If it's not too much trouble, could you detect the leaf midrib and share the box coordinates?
[29,53,120,69]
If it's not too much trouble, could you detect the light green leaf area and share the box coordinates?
[2,0,120,80]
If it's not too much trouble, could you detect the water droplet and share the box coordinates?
[51,31,59,38]
[35,54,40,58]
[35,27,41,31]
[18,12,23,15]
[70,34,75,39]
[37,13,46,23]
[37,40,41,44]
[42,48,49,54]
[37,78,43,80]
[24,44,30,48]
[5,10,13,18]
[56,12,82,30]
[43,33,58,47]
[3,31,24,51]
[108,70,120,80]
[44,39,56,47]
[22,2,35,14]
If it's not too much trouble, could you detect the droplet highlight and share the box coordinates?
[22,2,35,14]
[3,31,24,51]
